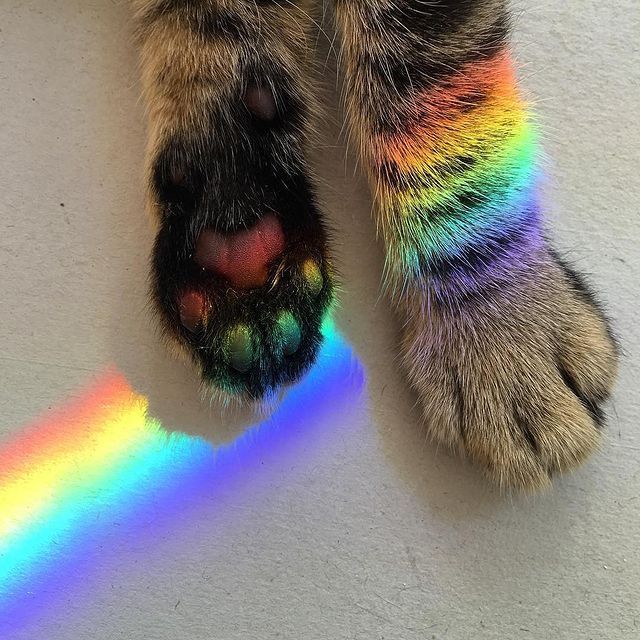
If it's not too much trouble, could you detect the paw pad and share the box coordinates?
[277,310,302,356]
[179,291,206,332]
[302,259,323,297]
[243,83,276,121]
[194,213,285,289]
[226,324,254,373]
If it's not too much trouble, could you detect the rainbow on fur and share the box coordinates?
[372,51,541,294]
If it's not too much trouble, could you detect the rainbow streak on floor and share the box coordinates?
[0,323,364,635]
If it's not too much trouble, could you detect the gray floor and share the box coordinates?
[1,1,638,638]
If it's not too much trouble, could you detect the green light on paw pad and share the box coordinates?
[277,311,302,356]
[226,324,254,373]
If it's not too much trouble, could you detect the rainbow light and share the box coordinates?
[0,322,364,635]
[373,51,541,286]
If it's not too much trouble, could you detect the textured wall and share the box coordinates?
[0,1,638,638]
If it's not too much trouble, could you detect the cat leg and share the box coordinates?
[133,0,334,401]
[332,0,618,490]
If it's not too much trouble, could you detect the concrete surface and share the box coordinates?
[0,1,638,638]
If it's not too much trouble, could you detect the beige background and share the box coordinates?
[1,1,639,638]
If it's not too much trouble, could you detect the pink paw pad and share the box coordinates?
[194,213,286,289]
[179,290,206,332]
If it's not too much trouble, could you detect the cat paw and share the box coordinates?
[402,253,619,492]
[147,82,334,400]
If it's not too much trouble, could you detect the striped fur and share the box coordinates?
[333,0,618,490]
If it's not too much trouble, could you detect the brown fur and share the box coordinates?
[331,0,619,491]
[399,251,618,491]
[132,0,317,228]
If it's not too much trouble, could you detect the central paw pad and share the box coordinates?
[194,214,285,289]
